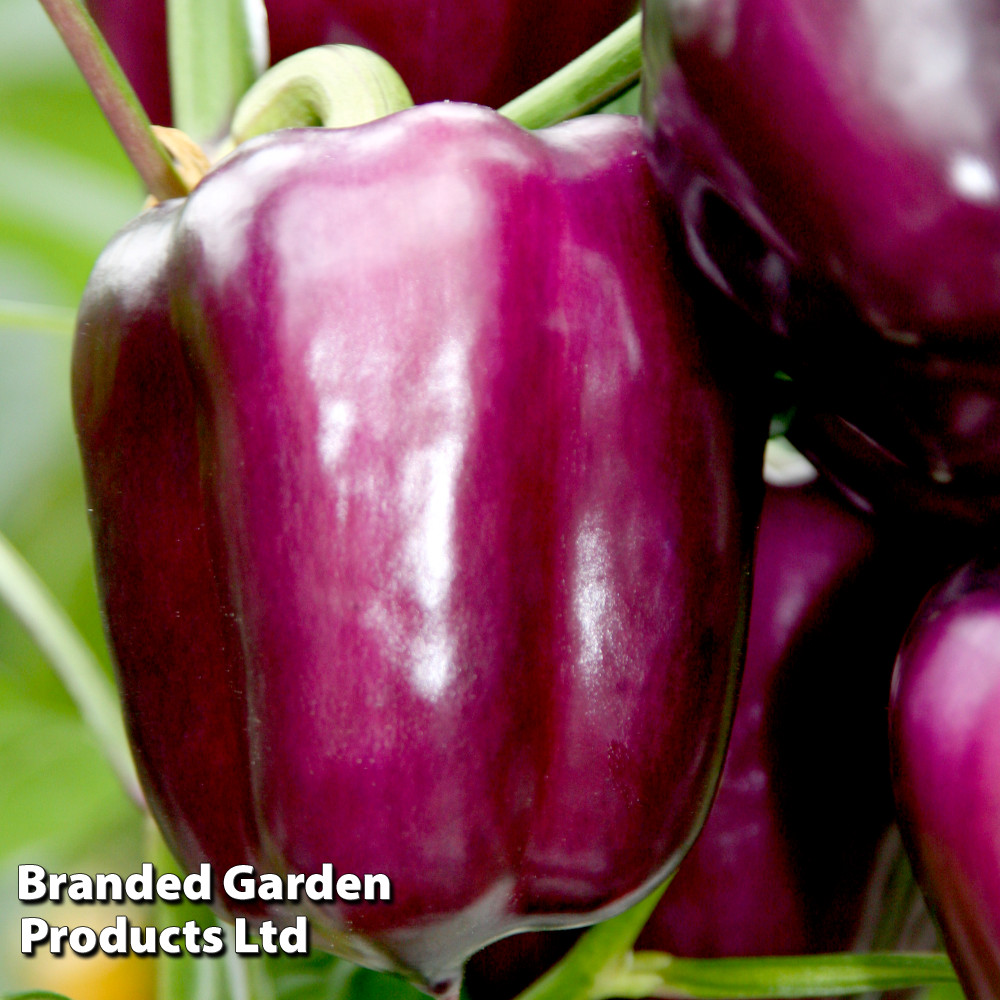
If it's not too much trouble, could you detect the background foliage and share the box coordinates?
[0,0,150,993]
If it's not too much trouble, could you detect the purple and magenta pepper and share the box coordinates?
[640,479,935,969]
[468,478,935,999]
[891,556,1000,1000]
[72,106,767,993]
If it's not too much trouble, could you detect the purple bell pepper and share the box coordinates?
[72,106,767,993]
[890,557,1000,1000]
[86,0,638,124]
[641,0,1000,526]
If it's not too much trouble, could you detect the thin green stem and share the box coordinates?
[0,529,142,807]
[225,950,258,1000]
[515,882,671,1000]
[591,951,960,999]
[0,299,76,337]
[36,0,188,200]
[499,13,641,129]
[511,879,956,1000]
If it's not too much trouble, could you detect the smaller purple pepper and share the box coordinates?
[890,557,1000,1000]
[638,480,915,964]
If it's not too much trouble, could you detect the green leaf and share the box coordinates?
[168,0,269,149]
[0,529,141,804]
[601,950,960,999]
[2,992,74,999]
[0,696,133,860]
[0,300,74,336]
[918,984,966,1000]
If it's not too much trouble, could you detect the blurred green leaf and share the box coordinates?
[259,952,424,1000]
[0,301,75,336]
[0,529,139,803]
[0,3,147,996]
[2,991,74,999]
[918,985,966,1000]
[0,0,140,307]
[0,696,133,861]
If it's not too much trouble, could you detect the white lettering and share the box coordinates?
[224,865,257,901]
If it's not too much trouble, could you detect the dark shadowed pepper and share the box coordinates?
[72,105,767,994]
[86,0,638,124]
[641,0,1000,529]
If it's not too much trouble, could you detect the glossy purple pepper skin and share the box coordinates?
[641,0,1000,527]
[72,106,767,993]
[86,0,637,123]
[891,557,1000,1000]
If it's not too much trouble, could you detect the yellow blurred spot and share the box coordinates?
[23,948,156,1000]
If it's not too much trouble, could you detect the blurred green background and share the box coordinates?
[0,0,152,994]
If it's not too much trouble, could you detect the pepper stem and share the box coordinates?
[36,0,189,200]
[225,45,414,150]
[515,882,670,1000]
[499,13,642,129]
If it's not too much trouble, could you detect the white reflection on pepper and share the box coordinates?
[317,398,357,471]
[572,514,614,679]
[949,152,1000,203]
[400,339,471,701]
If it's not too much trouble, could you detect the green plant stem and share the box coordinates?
[594,951,960,999]
[0,299,75,337]
[512,881,957,1000]
[499,13,641,129]
[0,529,142,807]
[36,0,188,200]
[227,45,413,149]
[516,882,670,1000]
